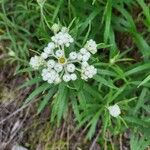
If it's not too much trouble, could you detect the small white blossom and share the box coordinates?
[82,52,91,62]
[69,52,77,60]
[70,73,77,81]
[55,50,64,58]
[29,55,45,70]
[66,64,76,73]
[108,104,121,117]
[80,48,88,54]
[54,63,63,72]
[51,31,74,47]
[63,74,71,82]
[44,47,52,54]
[81,74,88,80]
[81,64,97,80]
[41,52,48,59]
[84,39,97,54]
[54,76,61,84]
[77,53,83,61]
[61,27,69,33]
[47,42,55,49]
[47,60,56,68]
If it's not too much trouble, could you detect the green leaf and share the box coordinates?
[138,75,150,87]
[19,77,42,89]
[78,90,87,109]
[71,92,81,122]
[130,133,150,150]
[125,63,150,76]
[51,83,69,125]
[25,82,51,104]
[133,88,148,114]
[94,75,118,89]
[83,83,102,100]
[86,108,103,139]
[15,67,33,75]
[38,86,57,114]
[104,0,112,43]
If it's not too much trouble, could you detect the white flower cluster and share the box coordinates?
[51,29,74,47]
[29,24,98,84]
[108,104,121,117]
[29,55,45,70]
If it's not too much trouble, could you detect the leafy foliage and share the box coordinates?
[0,0,150,148]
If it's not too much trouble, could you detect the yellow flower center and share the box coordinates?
[58,57,66,64]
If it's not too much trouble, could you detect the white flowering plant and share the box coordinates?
[25,23,103,126]
[22,22,139,140]
[2,0,150,148]
[29,26,97,84]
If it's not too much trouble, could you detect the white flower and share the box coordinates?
[47,42,55,49]
[66,64,76,73]
[78,49,91,62]
[44,47,52,54]
[41,69,49,81]
[54,63,63,72]
[81,64,97,80]
[55,50,64,58]
[70,73,77,81]
[84,39,97,54]
[77,53,83,61]
[80,48,88,54]
[29,55,45,70]
[41,52,48,59]
[47,60,55,68]
[51,31,74,47]
[82,53,91,62]
[69,52,77,60]
[48,78,54,84]
[29,24,98,84]
[54,76,61,84]
[63,74,71,82]
[108,104,121,117]
[81,62,89,68]
[81,74,88,80]
[61,27,69,33]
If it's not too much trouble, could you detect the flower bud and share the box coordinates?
[51,23,61,33]
[8,50,15,57]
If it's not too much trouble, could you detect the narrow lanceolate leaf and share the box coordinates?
[102,111,109,137]
[15,67,33,74]
[19,76,42,89]
[138,75,150,87]
[51,83,69,125]
[25,82,51,104]
[83,83,102,100]
[104,0,112,43]
[136,0,150,26]
[86,108,104,139]
[38,86,57,114]
[71,92,81,122]
[94,75,118,89]
[78,90,87,109]
[133,88,148,114]
[125,63,150,76]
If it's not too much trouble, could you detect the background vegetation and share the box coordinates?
[0,0,150,149]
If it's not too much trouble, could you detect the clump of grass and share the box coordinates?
[0,0,150,149]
